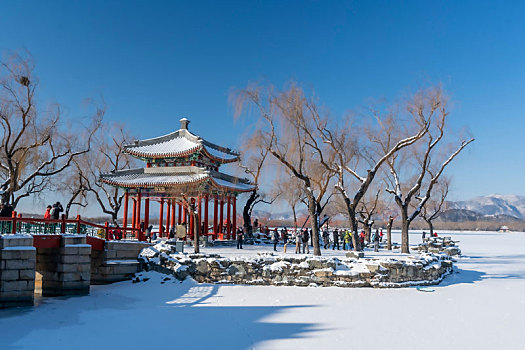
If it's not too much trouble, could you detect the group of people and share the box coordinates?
[294,228,311,253]
[43,202,64,220]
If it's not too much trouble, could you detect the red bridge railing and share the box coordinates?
[0,211,144,241]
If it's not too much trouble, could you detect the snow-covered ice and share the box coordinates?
[1,231,525,349]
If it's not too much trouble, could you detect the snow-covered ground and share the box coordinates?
[1,231,525,350]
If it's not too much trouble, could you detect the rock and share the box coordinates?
[346,251,364,259]
[443,247,461,256]
[313,269,333,277]
[228,264,247,277]
[195,260,209,274]
[366,264,380,273]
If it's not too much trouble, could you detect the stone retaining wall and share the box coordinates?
[91,241,150,284]
[141,243,454,288]
[0,235,36,307]
[36,235,92,296]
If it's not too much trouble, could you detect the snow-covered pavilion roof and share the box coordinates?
[100,166,254,193]
[124,119,240,163]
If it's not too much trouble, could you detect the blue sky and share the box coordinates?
[1,0,524,213]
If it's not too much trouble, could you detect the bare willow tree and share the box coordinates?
[235,84,335,256]
[59,158,89,218]
[357,188,383,241]
[0,52,100,208]
[81,123,136,224]
[239,130,278,236]
[277,175,304,232]
[316,99,430,251]
[419,176,450,236]
[384,87,474,253]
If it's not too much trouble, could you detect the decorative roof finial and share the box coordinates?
[180,118,190,130]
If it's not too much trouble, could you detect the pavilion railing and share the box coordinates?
[0,211,143,241]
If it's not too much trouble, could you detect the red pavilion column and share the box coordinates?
[232,196,237,240]
[132,198,137,229]
[189,199,194,240]
[219,196,224,238]
[123,191,129,231]
[166,200,171,236]
[159,198,164,237]
[226,196,231,239]
[197,197,202,236]
[137,191,142,240]
[183,205,188,241]
[204,195,209,237]
[178,202,182,225]
[171,200,176,228]
[144,197,150,235]
[213,195,218,239]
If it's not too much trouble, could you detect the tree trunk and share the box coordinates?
[306,192,321,256]
[400,205,410,254]
[365,224,372,244]
[292,206,297,231]
[193,210,200,253]
[424,218,433,237]
[1,191,11,207]
[387,217,394,250]
[348,209,359,252]
[243,190,257,235]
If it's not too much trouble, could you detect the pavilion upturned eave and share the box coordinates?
[99,167,254,193]
[123,123,240,163]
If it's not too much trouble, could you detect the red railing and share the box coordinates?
[0,211,144,241]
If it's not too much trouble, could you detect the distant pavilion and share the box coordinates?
[100,118,254,240]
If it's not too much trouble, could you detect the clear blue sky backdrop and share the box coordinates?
[1,0,524,205]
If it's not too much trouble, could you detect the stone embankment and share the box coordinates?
[140,242,456,288]
[413,236,461,256]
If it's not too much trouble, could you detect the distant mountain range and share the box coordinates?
[447,194,525,220]
[252,194,525,223]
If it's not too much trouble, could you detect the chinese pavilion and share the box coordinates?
[100,118,254,240]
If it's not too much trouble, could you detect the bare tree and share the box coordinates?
[419,177,450,236]
[386,215,394,250]
[278,175,304,232]
[384,87,474,253]
[180,196,201,253]
[83,123,136,224]
[235,84,335,255]
[317,100,430,251]
[0,52,100,208]
[59,158,89,218]
[239,130,278,236]
[357,188,383,242]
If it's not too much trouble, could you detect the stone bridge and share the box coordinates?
[0,234,150,308]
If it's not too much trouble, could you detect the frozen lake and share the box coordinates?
[1,231,524,349]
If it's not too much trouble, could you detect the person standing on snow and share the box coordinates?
[343,230,352,250]
[237,228,244,249]
[44,205,52,219]
[332,228,340,250]
[374,228,380,252]
[302,229,310,254]
[295,230,302,254]
[359,230,366,250]
[272,228,279,251]
[51,201,63,220]
[322,229,330,249]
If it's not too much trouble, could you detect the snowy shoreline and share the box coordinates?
[139,241,455,288]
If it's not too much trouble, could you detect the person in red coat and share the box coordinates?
[44,205,52,219]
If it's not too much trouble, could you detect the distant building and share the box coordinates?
[498,225,510,232]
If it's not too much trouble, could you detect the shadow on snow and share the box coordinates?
[0,275,324,350]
